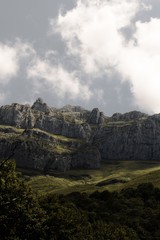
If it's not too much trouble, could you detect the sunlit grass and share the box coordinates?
[28,175,86,195]
[27,160,160,195]
[33,128,83,143]
[0,125,24,139]
[54,144,72,154]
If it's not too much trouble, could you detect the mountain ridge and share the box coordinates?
[0,98,160,172]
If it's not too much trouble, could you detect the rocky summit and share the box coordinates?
[0,98,160,172]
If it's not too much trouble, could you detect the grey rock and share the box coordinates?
[110,112,123,121]
[98,112,105,124]
[0,101,92,139]
[110,111,148,121]
[60,104,86,113]
[71,145,101,169]
[0,103,36,128]
[32,98,50,113]
[92,116,160,160]
[88,108,105,125]
[3,99,160,172]
[88,108,100,124]
[34,115,87,139]
[0,138,56,170]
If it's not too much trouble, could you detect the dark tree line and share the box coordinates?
[1,160,160,240]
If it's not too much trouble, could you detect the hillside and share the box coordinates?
[26,161,160,195]
[1,160,160,240]
[1,99,160,240]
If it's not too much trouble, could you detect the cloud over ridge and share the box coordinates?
[27,58,92,101]
[52,0,160,113]
[0,0,160,114]
[0,39,92,104]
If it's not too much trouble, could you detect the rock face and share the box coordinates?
[71,145,101,169]
[0,99,92,140]
[0,138,55,170]
[92,115,160,160]
[88,108,104,124]
[31,98,50,113]
[0,127,100,172]
[1,98,160,172]
[34,115,87,139]
[111,111,148,121]
[0,99,102,172]
[0,103,36,128]
[60,105,85,113]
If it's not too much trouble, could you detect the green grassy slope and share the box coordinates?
[27,160,160,195]
[1,125,160,195]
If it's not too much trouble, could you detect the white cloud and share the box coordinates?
[52,0,140,74]
[0,39,35,104]
[52,0,160,113]
[0,43,18,82]
[0,38,92,103]
[134,18,160,55]
[0,40,35,84]
[27,58,92,100]
[119,18,160,113]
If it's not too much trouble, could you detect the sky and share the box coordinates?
[0,0,160,115]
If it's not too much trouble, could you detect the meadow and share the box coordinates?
[26,160,160,195]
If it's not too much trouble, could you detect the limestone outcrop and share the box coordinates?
[31,97,50,113]
[0,103,36,128]
[110,111,148,121]
[92,115,160,160]
[0,125,99,172]
[0,99,92,140]
[1,99,160,172]
[88,108,105,124]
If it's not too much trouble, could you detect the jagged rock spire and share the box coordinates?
[32,98,50,113]
[88,108,104,124]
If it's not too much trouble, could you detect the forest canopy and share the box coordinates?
[1,160,160,240]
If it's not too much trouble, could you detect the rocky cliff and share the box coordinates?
[1,99,160,172]
[92,113,160,161]
[0,99,102,172]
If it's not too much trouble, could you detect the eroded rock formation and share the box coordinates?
[1,98,160,172]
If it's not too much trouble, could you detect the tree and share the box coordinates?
[0,160,45,240]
